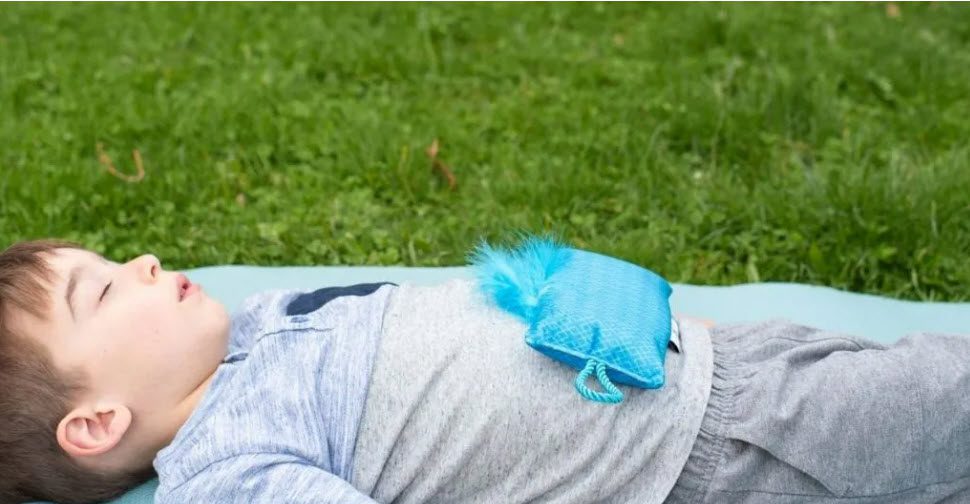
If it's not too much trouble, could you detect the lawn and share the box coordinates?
[1,3,968,301]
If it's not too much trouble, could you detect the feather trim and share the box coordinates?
[468,234,573,323]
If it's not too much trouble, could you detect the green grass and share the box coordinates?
[2,3,969,301]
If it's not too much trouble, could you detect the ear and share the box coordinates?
[56,403,132,459]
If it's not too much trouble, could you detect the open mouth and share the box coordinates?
[178,274,198,301]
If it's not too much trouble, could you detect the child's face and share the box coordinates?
[19,247,230,420]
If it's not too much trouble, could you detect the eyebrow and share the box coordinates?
[65,264,84,322]
[65,256,114,321]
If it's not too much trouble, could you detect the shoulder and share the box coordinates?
[227,283,399,356]
[283,282,398,316]
[228,289,300,353]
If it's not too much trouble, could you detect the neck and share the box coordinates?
[162,370,218,446]
[126,369,219,470]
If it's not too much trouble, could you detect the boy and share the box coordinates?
[0,238,968,504]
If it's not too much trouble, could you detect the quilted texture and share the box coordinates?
[469,235,674,402]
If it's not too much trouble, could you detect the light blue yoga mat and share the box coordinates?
[32,265,970,504]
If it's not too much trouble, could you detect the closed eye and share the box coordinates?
[100,282,112,302]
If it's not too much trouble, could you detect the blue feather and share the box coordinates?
[468,234,573,323]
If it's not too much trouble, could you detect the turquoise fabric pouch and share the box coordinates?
[469,235,674,404]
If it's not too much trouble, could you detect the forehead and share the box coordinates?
[47,248,104,318]
[2,248,102,339]
[46,248,104,271]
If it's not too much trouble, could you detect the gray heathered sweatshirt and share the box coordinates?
[351,278,713,503]
[152,278,712,503]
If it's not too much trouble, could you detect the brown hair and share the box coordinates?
[0,239,156,504]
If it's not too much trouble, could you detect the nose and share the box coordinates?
[135,254,161,283]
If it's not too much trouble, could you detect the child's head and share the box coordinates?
[0,239,230,504]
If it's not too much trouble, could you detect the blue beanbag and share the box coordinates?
[469,235,675,403]
[30,263,970,504]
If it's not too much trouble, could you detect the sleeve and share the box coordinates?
[156,453,378,504]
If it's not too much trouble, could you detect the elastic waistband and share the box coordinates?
[663,323,771,503]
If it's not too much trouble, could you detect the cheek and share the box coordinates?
[101,301,188,366]
[84,300,229,397]
[127,295,227,347]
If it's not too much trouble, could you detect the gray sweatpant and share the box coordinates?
[664,318,970,504]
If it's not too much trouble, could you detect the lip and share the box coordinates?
[183,282,201,300]
[177,274,201,301]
